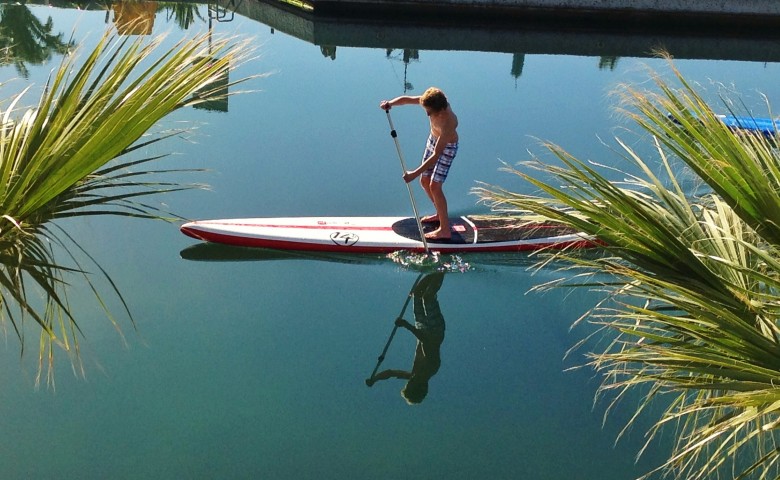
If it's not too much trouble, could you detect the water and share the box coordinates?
[3,3,780,479]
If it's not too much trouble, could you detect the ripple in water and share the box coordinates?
[386,250,472,273]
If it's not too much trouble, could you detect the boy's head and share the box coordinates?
[420,87,448,114]
[401,378,429,404]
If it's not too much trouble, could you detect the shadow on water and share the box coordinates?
[180,241,473,271]
[179,241,576,272]
[365,271,446,405]
[180,241,389,265]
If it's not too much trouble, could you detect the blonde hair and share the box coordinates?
[420,87,448,112]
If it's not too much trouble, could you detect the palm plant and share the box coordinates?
[0,4,74,78]
[0,28,254,385]
[161,2,206,30]
[474,59,780,479]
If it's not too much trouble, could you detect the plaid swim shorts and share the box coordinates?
[421,134,458,183]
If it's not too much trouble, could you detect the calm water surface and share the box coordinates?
[3,4,780,479]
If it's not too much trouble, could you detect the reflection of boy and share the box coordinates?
[368,272,446,404]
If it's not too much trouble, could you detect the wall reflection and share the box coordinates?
[12,1,780,69]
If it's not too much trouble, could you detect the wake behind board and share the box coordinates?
[180,215,594,253]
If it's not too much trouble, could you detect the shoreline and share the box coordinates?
[307,0,780,32]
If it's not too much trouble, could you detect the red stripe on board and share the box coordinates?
[181,227,400,253]
[181,225,597,253]
[191,221,394,232]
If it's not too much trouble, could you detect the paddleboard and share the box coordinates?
[668,113,779,137]
[717,115,779,137]
[180,216,594,253]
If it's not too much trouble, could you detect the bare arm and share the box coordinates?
[395,317,425,341]
[379,95,421,110]
[407,138,446,179]
[403,117,457,183]
[365,369,412,386]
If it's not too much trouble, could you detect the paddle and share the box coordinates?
[383,108,430,253]
[366,272,424,386]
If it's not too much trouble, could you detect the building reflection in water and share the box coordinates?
[113,1,157,35]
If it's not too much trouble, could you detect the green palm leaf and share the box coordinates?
[0,28,256,385]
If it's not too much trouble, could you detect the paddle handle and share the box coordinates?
[384,109,429,253]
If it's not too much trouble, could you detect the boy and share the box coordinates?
[380,87,459,240]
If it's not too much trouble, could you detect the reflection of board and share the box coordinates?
[179,243,387,264]
[180,215,594,253]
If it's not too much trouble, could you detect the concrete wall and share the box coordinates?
[311,0,780,16]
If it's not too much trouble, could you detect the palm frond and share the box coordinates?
[0,28,257,385]
[474,55,780,479]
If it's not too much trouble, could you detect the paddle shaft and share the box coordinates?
[384,109,430,253]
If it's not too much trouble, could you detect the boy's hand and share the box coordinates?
[395,317,411,328]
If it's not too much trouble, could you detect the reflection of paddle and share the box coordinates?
[366,273,424,386]
[383,108,430,254]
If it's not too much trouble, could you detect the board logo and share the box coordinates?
[330,231,359,246]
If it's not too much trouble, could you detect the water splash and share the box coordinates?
[386,250,472,273]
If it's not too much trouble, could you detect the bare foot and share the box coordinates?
[420,214,439,223]
[425,228,451,241]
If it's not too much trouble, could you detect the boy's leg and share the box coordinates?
[418,134,439,223]
[421,143,456,232]
[425,180,450,239]
[419,176,438,223]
